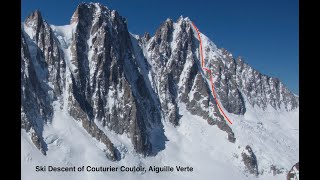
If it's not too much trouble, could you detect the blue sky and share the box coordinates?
[22,0,299,94]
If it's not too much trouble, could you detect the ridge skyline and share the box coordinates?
[21,0,299,95]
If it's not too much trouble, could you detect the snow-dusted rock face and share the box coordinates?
[22,3,164,158]
[241,145,259,176]
[21,30,53,155]
[140,17,235,142]
[287,162,299,180]
[21,3,299,179]
[198,34,299,113]
[66,3,163,156]
[235,56,299,111]
[24,10,66,97]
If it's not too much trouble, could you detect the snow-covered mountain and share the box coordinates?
[21,3,299,180]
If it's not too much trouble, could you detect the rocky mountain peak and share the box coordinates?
[71,2,110,24]
[24,9,43,28]
[177,15,191,24]
[70,2,126,27]
[155,16,192,39]
[143,32,151,41]
[23,9,49,43]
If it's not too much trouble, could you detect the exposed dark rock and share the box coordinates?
[146,17,237,139]
[81,118,118,161]
[212,49,246,115]
[236,57,298,111]
[24,10,66,97]
[67,3,162,155]
[287,162,299,180]
[241,145,259,176]
[143,32,151,41]
[21,30,52,155]
[270,164,285,176]
[31,131,47,155]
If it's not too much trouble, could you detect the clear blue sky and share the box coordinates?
[21,0,299,94]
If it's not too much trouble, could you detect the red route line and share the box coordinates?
[193,23,205,67]
[191,22,233,125]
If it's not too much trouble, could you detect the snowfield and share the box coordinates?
[22,99,298,180]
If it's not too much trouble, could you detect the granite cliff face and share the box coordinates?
[66,3,161,157]
[139,17,236,142]
[21,2,298,168]
[21,30,53,155]
[24,10,66,98]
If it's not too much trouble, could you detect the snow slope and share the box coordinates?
[22,99,298,180]
[50,23,77,73]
